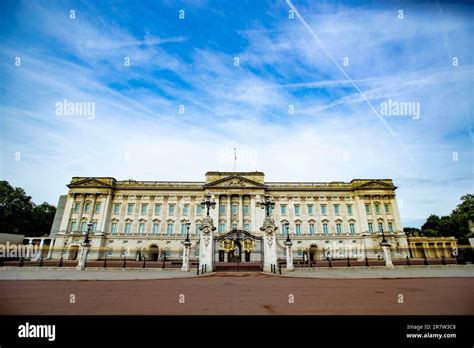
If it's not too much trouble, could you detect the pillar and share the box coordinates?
[285,240,294,271]
[199,216,216,272]
[181,240,191,272]
[260,216,278,272]
[380,241,394,269]
[76,242,90,271]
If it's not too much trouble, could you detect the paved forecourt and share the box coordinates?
[0,272,473,315]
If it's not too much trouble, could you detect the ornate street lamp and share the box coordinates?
[184,221,191,243]
[200,193,216,216]
[260,195,275,216]
[285,222,291,243]
[84,222,92,245]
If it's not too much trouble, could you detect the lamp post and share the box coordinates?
[201,193,216,217]
[181,221,192,272]
[76,223,92,271]
[260,195,275,217]
[284,222,294,271]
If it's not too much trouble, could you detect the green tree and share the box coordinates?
[421,214,441,232]
[0,181,56,236]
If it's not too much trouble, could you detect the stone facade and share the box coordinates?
[48,171,410,263]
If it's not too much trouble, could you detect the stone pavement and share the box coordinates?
[0,264,472,280]
[0,268,200,280]
[280,265,474,279]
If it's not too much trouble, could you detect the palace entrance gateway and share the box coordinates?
[214,230,263,272]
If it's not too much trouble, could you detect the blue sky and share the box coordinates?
[0,0,473,228]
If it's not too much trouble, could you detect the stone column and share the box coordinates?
[47,238,56,259]
[390,197,403,232]
[260,216,278,272]
[181,239,191,272]
[239,195,244,229]
[380,241,394,269]
[226,195,231,231]
[76,240,90,271]
[199,216,216,273]
[250,195,256,232]
[285,239,294,271]
[34,239,45,261]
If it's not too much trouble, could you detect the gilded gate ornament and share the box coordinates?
[242,238,255,252]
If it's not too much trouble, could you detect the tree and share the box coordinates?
[421,214,441,232]
[0,181,56,236]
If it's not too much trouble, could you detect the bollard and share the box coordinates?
[103,254,107,268]
[142,257,146,269]
[0,258,4,267]
[441,255,447,265]
[406,256,411,266]
[279,264,282,275]
[39,257,44,267]
[19,257,24,267]
[329,259,332,268]
[365,256,369,267]
[347,257,350,267]
[123,257,127,268]
[204,264,207,273]
[59,256,63,267]
[423,256,429,265]
[197,266,200,275]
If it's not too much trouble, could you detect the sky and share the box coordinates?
[0,0,472,228]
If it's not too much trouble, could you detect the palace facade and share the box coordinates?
[48,171,410,263]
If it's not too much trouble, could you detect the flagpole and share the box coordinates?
[234,148,236,172]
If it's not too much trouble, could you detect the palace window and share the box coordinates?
[195,224,201,235]
[323,223,329,235]
[183,204,189,216]
[194,249,199,257]
[375,204,380,214]
[281,205,287,216]
[181,223,187,236]
[365,204,371,214]
[125,223,131,235]
[297,248,303,256]
[94,203,101,214]
[141,204,148,215]
[378,222,384,232]
[321,205,327,216]
[127,204,134,215]
[74,202,80,213]
[139,223,145,235]
[334,205,340,215]
[155,204,162,215]
[81,222,87,232]
[368,223,374,233]
[153,223,159,235]
[347,205,353,216]
[107,248,113,256]
[231,204,238,215]
[294,205,301,216]
[295,224,301,236]
[111,223,117,235]
[244,223,250,231]
[92,221,97,232]
[385,204,390,214]
[70,221,77,231]
[309,223,315,236]
[113,203,121,215]
[168,204,175,215]
[84,202,91,213]
[243,204,250,215]
[166,223,174,235]
[350,223,355,235]
[307,204,314,216]
[232,223,237,230]
[165,248,171,257]
[219,223,226,233]
[219,205,226,215]
[336,223,342,235]
[388,222,393,232]
[196,205,202,216]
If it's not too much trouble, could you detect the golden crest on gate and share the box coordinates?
[221,239,234,252]
[242,238,255,252]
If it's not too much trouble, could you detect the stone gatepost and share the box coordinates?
[285,239,294,271]
[76,241,90,271]
[260,216,278,273]
[199,216,216,273]
[181,239,191,272]
[380,241,394,269]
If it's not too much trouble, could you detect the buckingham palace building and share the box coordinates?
[47,171,409,264]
